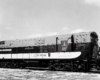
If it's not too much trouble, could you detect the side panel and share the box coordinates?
[0,52,82,60]
[50,52,81,59]
[0,54,11,59]
[73,32,91,43]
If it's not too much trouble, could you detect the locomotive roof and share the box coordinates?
[0,31,98,42]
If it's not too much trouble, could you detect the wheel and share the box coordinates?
[54,63,61,71]
[48,62,55,70]
[0,62,7,68]
[65,61,84,72]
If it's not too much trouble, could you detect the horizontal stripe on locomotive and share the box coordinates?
[0,43,90,53]
[0,45,70,53]
[0,49,12,51]
[0,52,81,59]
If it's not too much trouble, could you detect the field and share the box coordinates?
[0,68,100,80]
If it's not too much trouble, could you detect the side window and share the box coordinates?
[60,37,71,52]
[0,41,5,45]
[59,37,72,52]
[93,46,98,57]
[61,40,68,51]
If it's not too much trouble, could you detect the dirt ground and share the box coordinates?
[0,68,100,80]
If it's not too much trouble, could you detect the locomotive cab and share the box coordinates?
[89,32,100,69]
[90,32,99,57]
[95,47,100,68]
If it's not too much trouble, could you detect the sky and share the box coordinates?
[0,0,100,41]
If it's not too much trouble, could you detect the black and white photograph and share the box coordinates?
[0,0,100,80]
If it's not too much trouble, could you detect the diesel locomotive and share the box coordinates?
[0,31,100,72]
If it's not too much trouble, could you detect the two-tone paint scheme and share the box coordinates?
[0,31,99,71]
[0,32,91,60]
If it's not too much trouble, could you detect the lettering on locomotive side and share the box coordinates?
[0,49,12,51]
[30,53,49,58]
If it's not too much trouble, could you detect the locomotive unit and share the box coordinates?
[0,31,99,72]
